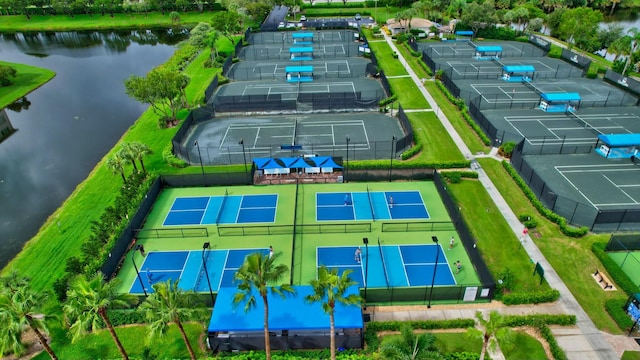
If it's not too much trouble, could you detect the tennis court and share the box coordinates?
[444,58,558,78]
[228,59,369,81]
[249,30,356,45]
[129,248,269,294]
[316,190,430,221]
[608,251,640,286]
[163,194,278,225]
[317,244,455,288]
[418,40,545,58]
[239,43,359,61]
[187,113,404,164]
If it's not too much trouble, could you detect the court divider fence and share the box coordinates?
[249,30,358,45]
[135,227,209,238]
[421,43,545,63]
[607,233,640,251]
[509,139,640,232]
[396,105,415,151]
[604,69,640,105]
[381,221,456,232]
[440,63,583,81]
[560,48,592,76]
[528,35,551,53]
[218,223,372,236]
[238,43,361,61]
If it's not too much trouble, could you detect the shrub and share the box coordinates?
[495,268,515,296]
[502,314,576,327]
[524,218,538,229]
[400,144,422,160]
[501,289,561,305]
[498,141,516,158]
[163,143,188,168]
[435,80,492,146]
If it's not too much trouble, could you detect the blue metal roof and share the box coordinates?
[312,156,343,168]
[455,30,474,36]
[286,66,314,73]
[253,158,283,170]
[476,46,502,52]
[292,32,313,38]
[597,133,640,147]
[541,92,581,101]
[289,47,313,53]
[503,65,535,73]
[208,285,363,332]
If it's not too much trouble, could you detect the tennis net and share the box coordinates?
[521,78,542,95]
[366,186,376,221]
[215,188,229,225]
[468,40,478,49]
[566,110,603,135]
[377,237,390,289]
[491,56,504,68]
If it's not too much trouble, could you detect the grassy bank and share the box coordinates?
[0,12,216,32]
[0,61,55,108]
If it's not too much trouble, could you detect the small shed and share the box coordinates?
[539,92,581,113]
[595,133,640,159]
[501,65,535,82]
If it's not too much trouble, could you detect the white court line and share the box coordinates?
[561,168,640,173]
[556,163,640,170]
[396,246,411,286]
[602,174,639,203]
[219,127,232,149]
[555,167,597,208]
[254,128,261,148]
[217,251,230,290]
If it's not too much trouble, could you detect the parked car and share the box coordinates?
[355,14,362,21]
[300,15,307,21]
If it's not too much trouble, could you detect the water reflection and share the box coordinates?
[0,30,183,268]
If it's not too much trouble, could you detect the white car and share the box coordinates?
[300,15,307,21]
[278,22,285,29]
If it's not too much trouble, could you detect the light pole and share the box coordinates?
[427,236,439,308]
[194,141,205,184]
[389,136,396,182]
[239,138,248,183]
[345,136,350,183]
[202,242,215,305]
[132,245,147,297]
[362,237,369,309]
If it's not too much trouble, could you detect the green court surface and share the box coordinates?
[116,182,481,295]
[607,251,640,286]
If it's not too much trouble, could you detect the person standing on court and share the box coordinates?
[269,245,274,259]
[354,247,362,263]
[344,193,350,206]
[389,195,394,209]
[449,236,455,250]
[455,261,462,274]
[146,268,153,286]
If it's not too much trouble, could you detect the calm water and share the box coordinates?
[0,30,183,268]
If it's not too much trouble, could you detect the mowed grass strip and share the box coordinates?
[388,77,430,110]
[447,179,548,293]
[406,112,464,162]
[477,158,624,333]
[0,12,216,32]
[367,41,408,77]
[0,61,55,108]
[395,42,430,79]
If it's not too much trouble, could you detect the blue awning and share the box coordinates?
[476,46,502,52]
[253,158,283,170]
[292,32,313,39]
[503,65,535,73]
[311,156,343,168]
[597,133,640,147]
[208,286,363,332]
[541,92,581,101]
[286,66,314,73]
[289,47,313,53]
[455,31,474,36]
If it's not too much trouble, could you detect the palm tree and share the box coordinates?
[468,311,510,360]
[205,30,220,60]
[0,272,58,359]
[140,280,201,360]
[233,252,295,360]
[63,272,138,360]
[106,153,127,182]
[305,266,361,360]
[129,142,152,173]
[118,143,138,172]
[379,323,442,360]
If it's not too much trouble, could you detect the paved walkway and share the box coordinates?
[380,32,636,359]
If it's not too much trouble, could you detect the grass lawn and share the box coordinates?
[423,80,490,155]
[366,41,408,77]
[32,322,206,359]
[0,12,217,32]
[432,331,482,353]
[406,112,464,162]
[0,61,55,108]
[395,42,430,79]
[498,329,547,360]
[447,179,549,293]
[478,158,625,333]
[622,351,640,360]
[388,77,430,109]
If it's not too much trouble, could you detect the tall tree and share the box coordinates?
[0,64,17,87]
[140,280,202,360]
[129,142,152,173]
[467,311,510,360]
[460,2,496,35]
[64,272,138,360]
[118,143,139,172]
[106,152,127,182]
[0,272,58,359]
[380,323,442,360]
[305,266,361,360]
[210,11,244,43]
[558,7,603,51]
[234,252,295,360]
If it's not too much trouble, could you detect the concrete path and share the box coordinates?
[380,32,630,359]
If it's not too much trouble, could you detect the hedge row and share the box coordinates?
[591,242,640,297]
[501,289,561,305]
[501,161,589,237]
[402,43,433,77]
[539,324,567,360]
[605,298,635,332]
[214,349,369,360]
[163,142,188,168]
[434,80,491,146]
[349,159,472,170]
[502,314,576,360]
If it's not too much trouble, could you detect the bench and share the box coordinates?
[592,269,616,291]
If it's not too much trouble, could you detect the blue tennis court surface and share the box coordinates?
[163,194,278,226]
[316,191,429,221]
[129,248,269,294]
[316,244,455,288]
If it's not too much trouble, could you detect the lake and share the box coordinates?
[0,30,184,269]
